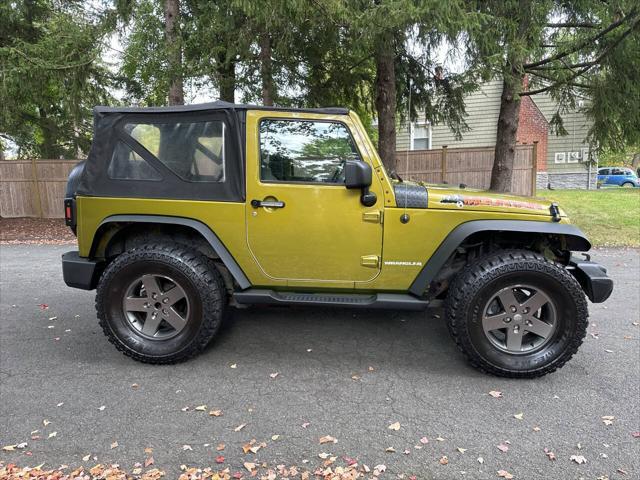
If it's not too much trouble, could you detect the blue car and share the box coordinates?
[598,167,640,188]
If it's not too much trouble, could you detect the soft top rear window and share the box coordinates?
[126,121,226,183]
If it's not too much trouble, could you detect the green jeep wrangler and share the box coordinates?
[62,102,613,377]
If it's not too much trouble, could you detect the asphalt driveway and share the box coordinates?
[1,245,639,479]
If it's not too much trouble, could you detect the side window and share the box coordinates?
[259,119,361,184]
[599,168,610,175]
[611,168,624,175]
[125,121,225,182]
[107,141,162,180]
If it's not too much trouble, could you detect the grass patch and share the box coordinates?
[537,188,640,247]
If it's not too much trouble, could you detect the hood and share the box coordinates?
[395,182,564,218]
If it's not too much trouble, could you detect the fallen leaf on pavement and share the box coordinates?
[144,456,154,467]
[489,391,503,398]
[513,413,523,420]
[617,468,628,475]
[602,415,614,426]
[195,405,207,411]
[543,448,556,461]
[419,436,429,444]
[436,437,445,442]
[271,435,280,441]
[243,462,256,472]
[269,372,279,379]
[2,445,16,451]
[98,405,106,411]
[497,470,514,479]
[570,454,587,464]
[82,454,91,461]
[457,447,467,453]
[182,444,192,451]
[319,435,337,444]
[301,422,310,428]
[532,426,541,432]
[48,432,57,439]
[230,364,237,369]
[497,443,509,453]
[388,422,401,431]
[216,443,225,451]
[385,447,396,453]
[144,447,153,454]
[373,465,386,474]
[43,420,51,426]
[234,423,247,432]
[209,409,223,417]
[439,456,449,465]
[215,456,225,464]
[477,457,484,464]
[632,432,640,438]
[110,441,118,449]
[131,383,139,389]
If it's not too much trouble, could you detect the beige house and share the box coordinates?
[397,79,597,189]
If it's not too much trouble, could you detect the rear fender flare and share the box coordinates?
[96,214,251,290]
[409,220,591,296]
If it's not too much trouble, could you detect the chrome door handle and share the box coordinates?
[251,199,285,209]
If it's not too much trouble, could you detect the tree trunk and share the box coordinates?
[164,0,184,105]
[631,152,640,169]
[218,58,236,103]
[490,74,524,192]
[375,32,397,173]
[259,33,274,106]
[38,107,59,159]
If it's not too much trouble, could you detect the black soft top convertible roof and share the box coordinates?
[93,101,349,116]
[78,102,349,203]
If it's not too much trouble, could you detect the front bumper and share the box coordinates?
[568,254,613,303]
[62,251,103,290]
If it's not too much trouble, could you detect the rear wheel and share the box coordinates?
[96,243,226,363]
[622,182,635,188]
[445,250,588,378]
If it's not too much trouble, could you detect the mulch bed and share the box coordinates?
[0,217,76,244]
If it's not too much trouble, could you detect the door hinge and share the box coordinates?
[361,255,380,268]
[363,210,383,224]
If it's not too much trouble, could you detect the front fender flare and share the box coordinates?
[408,220,591,296]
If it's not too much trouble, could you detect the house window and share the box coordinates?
[554,152,566,163]
[411,122,432,150]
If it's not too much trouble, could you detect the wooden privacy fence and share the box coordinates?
[0,159,79,218]
[1,146,537,218]
[396,144,537,197]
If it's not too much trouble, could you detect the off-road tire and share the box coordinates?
[445,249,588,378]
[96,243,226,364]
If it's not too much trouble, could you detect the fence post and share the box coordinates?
[531,142,538,197]
[30,158,44,218]
[441,145,448,183]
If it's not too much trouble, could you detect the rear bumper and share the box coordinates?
[62,251,103,290]
[568,255,613,303]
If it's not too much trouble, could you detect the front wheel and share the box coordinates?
[96,243,227,364]
[621,182,636,188]
[445,250,588,378]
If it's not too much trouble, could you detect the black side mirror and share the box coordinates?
[345,161,372,189]
[344,161,376,207]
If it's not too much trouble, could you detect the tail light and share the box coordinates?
[64,198,75,227]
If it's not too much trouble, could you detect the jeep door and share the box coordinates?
[244,111,384,287]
